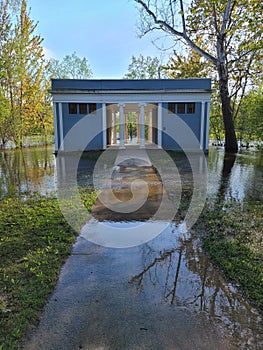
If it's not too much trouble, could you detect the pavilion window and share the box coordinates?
[177,103,185,114]
[187,103,195,114]
[168,103,176,114]
[89,103,97,114]
[69,103,77,114]
[79,103,87,114]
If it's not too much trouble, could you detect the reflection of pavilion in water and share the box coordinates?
[91,156,164,222]
[106,103,158,148]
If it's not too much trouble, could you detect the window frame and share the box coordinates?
[187,103,195,114]
[168,103,176,114]
[177,103,185,114]
[68,103,78,115]
[79,103,88,115]
[89,103,97,114]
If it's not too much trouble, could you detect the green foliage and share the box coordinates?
[166,48,213,79]
[236,86,263,146]
[0,191,96,349]
[209,94,225,143]
[49,51,93,79]
[0,0,53,147]
[0,88,11,145]
[124,55,166,79]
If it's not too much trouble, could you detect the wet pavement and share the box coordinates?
[23,228,263,350]
[23,148,263,349]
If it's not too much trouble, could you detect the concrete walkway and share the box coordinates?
[23,149,262,349]
[24,236,237,350]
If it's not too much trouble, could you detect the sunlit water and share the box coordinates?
[0,146,262,203]
[1,146,262,349]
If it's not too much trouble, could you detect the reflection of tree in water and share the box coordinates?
[216,151,262,203]
[129,226,263,348]
[0,146,54,197]
[217,153,237,201]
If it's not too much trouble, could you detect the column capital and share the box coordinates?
[118,103,126,108]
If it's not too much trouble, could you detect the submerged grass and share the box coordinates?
[196,200,263,310]
[0,191,96,350]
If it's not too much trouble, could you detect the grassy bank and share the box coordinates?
[197,200,263,310]
[0,191,96,349]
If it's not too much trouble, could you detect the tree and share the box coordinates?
[166,48,213,79]
[236,87,263,147]
[134,0,263,152]
[12,0,49,145]
[0,0,53,147]
[124,54,166,79]
[0,88,11,147]
[49,52,93,79]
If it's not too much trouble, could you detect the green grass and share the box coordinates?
[0,191,96,349]
[196,200,263,310]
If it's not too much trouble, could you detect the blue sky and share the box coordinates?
[27,0,172,78]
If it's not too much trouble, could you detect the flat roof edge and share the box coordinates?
[49,89,212,94]
[51,78,212,93]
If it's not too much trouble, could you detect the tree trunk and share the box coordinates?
[217,63,238,153]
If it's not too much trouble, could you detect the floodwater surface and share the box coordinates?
[0,146,262,348]
[0,146,262,203]
[0,146,55,197]
[21,146,263,349]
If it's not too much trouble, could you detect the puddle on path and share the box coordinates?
[24,148,263,350]
[91,157,164,222]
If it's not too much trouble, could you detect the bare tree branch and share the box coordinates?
[221,0,232,36]
[135,0,218,65]
[169,0,175,28]
[179,0,186,34]
[212,4,219,35]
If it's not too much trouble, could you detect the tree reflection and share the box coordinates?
[129,226,263,348]
[0,146,54,197]
[217,152,237,200]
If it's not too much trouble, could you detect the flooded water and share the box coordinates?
[1,146,263,349]
[0,146,262,203]
[0,146,55,197]
[207,148,263,203]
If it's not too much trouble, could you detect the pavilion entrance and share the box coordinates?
[106,103,158,148]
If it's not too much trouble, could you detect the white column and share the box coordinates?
[205,102,210,151]
[158,103,162,149]
[53,102,58,152]
[200,101,205,151]
[58,102,64,151]
[113,111,117,144]
[119,104,125,149]
[137,111,140,144]
[148,110,153,143]
[102,103,107,149]
[124,112,128,143]
[139,103,145,148]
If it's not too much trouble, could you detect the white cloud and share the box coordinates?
[43,47,57,59]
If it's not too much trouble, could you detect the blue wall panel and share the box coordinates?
[61,103,103,150]
[162,102,202,150]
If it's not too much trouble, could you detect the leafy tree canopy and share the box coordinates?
[124,55,167,79]
[49,52,93,79]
